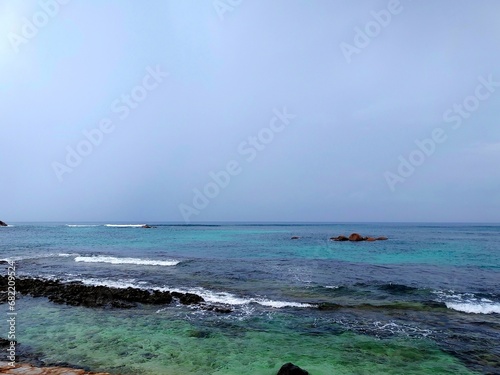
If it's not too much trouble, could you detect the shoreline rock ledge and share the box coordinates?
[0,276,233,312]
[0,361,114,374]
[0,220,7,227]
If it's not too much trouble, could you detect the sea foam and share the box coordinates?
[66,277,312,309]
[74,256,180,266]
[434,290,500,314]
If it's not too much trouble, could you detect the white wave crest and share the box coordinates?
[445,301,500,314]
[433,290,500,314]
[65,277,311,309]
[2,253,80,262]
[68,277,141,289]
[66,225,100,227]
[157,287,313,309]
[74,256,180,266]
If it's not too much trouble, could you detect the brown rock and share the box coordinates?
[348,233,365,242]
[330,235,349,241]
[0,362,114,374]
[366,237,377,242]
[376,236,388,240]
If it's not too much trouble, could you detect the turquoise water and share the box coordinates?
[1,223,499,374]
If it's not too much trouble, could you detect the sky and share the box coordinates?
[1,0,500,223]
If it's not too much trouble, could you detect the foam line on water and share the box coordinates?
[66,277,312,309]
[433,290,500,314]
[66,225,100,227]
[74,256,181,266]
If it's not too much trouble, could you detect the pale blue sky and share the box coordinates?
[1,0,499,222]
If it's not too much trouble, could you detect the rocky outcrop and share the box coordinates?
[330,235,348,241]
[291,236,300,240]
[142,224,152,228]
[277,362,309,375]
[0,221,7,227]
[348,233,364,241]
[330,233,389,242]
[0,276,213,310]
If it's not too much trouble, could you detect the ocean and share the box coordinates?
[1,223,499,374]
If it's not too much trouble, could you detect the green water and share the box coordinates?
[18,298,478,375]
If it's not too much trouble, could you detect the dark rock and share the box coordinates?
[291,236,300,240]
[0,276,199,309]
[348,233,365,241]
[142,224,152,228]
[171,291,205,305]
[199,303,232,314]
[331,234,388,242]
[0,221,7,227]
[0,337,12,347]
[277,362,309,375]
[330,235,349,241]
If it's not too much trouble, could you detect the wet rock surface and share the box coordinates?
[0,276,206,309]
[0,361,115,374]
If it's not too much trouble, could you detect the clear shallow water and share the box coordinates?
[1,223,499,374]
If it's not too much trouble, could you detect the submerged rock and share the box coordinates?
[0,221,7,227]
[277,362,309,375]
[171,291,204,305]
[291,236,300,240]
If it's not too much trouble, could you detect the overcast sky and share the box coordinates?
[1,0,499,223]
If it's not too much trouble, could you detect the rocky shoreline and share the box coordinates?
[0,361,114,374]
[0,276,231,313]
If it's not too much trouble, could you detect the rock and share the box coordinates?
[171,291,205,305]
[0,221,7,227]
[0,362,114,375]
[277,362,309,375]
[0,276,197,309]
[199,303,232,314]
[330,235,348,241]
[331,234,388,242]
[142,224,152,228]
[291,236,300,240]
[348,233,365,242]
